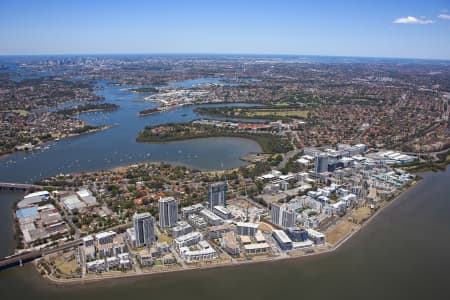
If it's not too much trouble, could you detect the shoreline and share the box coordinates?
[0,125,113,160]
[137,128,288,154]
[39,178,422,286]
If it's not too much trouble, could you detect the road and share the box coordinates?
[278,148,301,169]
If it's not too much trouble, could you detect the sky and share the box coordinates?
[0,0,450,59]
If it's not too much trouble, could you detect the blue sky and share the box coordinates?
[0,0,449,59]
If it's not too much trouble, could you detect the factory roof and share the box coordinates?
[16,206,39,219]
[24,191,49,199]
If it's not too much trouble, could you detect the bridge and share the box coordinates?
[0,182,42,191]
[0,239,83,270]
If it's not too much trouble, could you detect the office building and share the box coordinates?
[133,212,155,248]
[158,197,178,228]
[208,182,227,209]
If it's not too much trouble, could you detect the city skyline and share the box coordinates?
[1,0,450,60]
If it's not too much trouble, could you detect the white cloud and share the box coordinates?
[438,14,450,20]
[393,16,434,24]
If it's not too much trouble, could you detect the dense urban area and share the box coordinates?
[1,55,449,282]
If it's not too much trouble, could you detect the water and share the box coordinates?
[0,81,263,183]
[0,168,449,299]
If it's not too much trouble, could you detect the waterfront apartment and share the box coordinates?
[200,208,223,226]
[188,214,208,228]
[213,205,233,219]
[244,242,270,255]
[221,231,240,256]
[158,196,178,228]
[173,231,202,250]
[208,181,227,209]
[306,228,326,245]
[133,212,155,247]
[181,203,204,219]
[236,222,259,236]
[172,221,193,238]
[179,240,218,263]
[208,223,232,239]
[272,229,293,250]
[271,203,296,228]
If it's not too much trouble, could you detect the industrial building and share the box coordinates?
[17,191,50,208]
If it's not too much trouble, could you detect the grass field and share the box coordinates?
[325,220,356,245]
[244,109,308,119]
[54,256,78,275]
[0,109,30,116]
[351,206,372,224]
[157,233,173,244]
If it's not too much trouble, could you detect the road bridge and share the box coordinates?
[0,239,83,270]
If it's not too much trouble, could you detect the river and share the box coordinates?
[0,80,263,183]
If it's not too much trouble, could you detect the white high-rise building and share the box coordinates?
[158,197,178,228]
[133,212,155,247]
[271,203,296,228]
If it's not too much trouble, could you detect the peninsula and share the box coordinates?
[8,142,419,283]
[136,120,293,153]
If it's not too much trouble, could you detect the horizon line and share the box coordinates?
[0,52,449,62]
